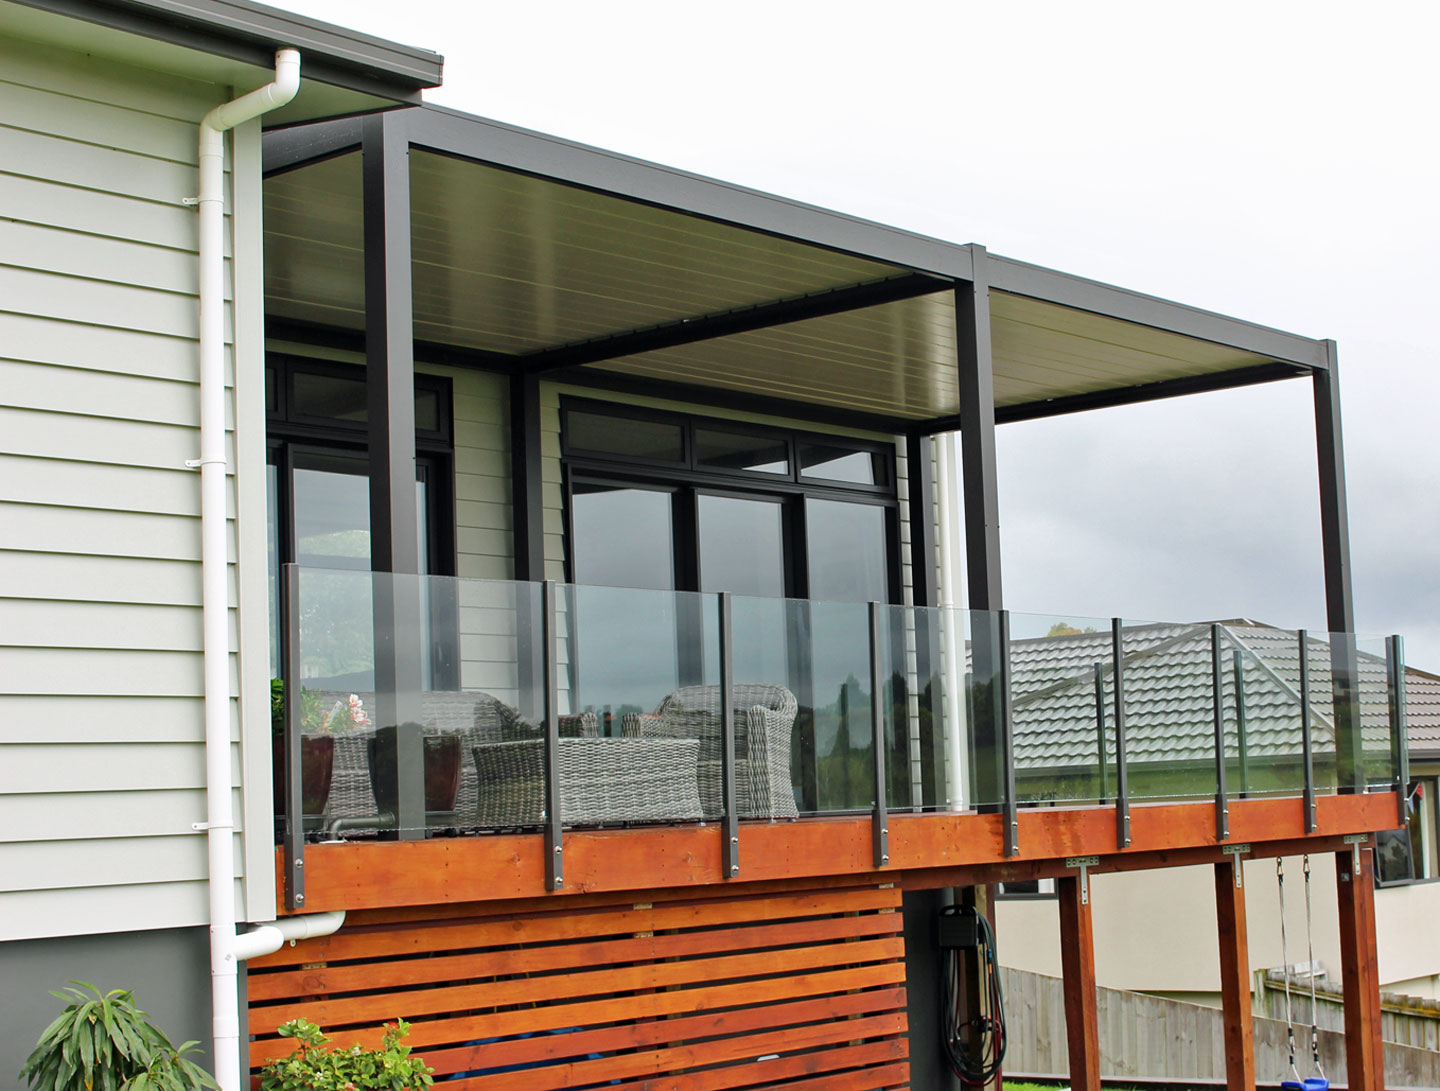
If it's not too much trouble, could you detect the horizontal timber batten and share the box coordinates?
[248,880,908,1090]
[275,793,1396,914]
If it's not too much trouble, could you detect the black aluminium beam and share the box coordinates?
[263,115,362,177]
[1314,342,1356,634]
[516,274,947,374]
[363,111,421,576]
[955,246,1003,611]
[362,111,425,840]
[912,361,1306,434]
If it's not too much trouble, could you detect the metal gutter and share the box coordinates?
[7,0,442,97]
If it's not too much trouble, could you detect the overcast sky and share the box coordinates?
[284,1,1439,666]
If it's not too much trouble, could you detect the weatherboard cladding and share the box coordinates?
[1001,623,1400,777]
[0,34,247,939]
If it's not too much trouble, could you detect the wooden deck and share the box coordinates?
[276,791,1396,914]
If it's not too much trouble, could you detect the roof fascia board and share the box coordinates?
[10,0,441,97]
[987,254,1329,370]
[404,106,976,280]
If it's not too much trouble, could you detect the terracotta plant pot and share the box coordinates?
[271,733,335,818]
[367,726,462,816]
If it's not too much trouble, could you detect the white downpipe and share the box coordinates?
[935,431,969,810]
[195,50,320,1091]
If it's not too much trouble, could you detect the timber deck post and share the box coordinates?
[1337,846,1385,1090]
[1058,871,1101,1091]
[1214,858,1256,1091]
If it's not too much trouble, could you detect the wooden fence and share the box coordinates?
[1001,967,1440,1087]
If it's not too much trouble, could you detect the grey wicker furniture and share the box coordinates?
[622,683,799,820]
[469,737,703,827]
[312,690,597,833]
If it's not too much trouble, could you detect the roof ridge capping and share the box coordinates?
[11,0,443,93]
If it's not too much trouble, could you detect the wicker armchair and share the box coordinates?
[469,736,703,827]
[622,683,799,820]
[314,690,597,831]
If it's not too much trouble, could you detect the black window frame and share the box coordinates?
[559,397,905,815]
[1375,775,1440,888]
[266,354,459,688]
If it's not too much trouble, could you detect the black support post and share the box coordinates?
[999,609,1017,857]
[1313,349,1363,793]
[955,248,1002,612]
[1112,618,1131,850]
[1212,624,1229,842]
[1094,663,1107,804]
[362,111,424,839]
[281,563,305,910]
[543,580,563,890]
[1299,629,1317,834]
[719,593,739,878]
[870,602,890,868]
[1388,635,1409,827]
[955,250,1008,828]
[1234,649,1251,799]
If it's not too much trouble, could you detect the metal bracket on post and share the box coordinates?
[281,563,306,910]
[999,610,1018,858]
[542,580,563,892]
[1388,635,1410,827]
[1112,618,1131,849]
[1212,624,1230,843]
[869,602,890,868]
[1344,833,1368,875]
[719,593,739,879]
[1065,855,1099,905]
[1299,629,1317,834]
[1221,843,1250,888]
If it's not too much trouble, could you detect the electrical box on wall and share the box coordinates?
[937,909,979,949]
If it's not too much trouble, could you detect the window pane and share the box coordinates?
[806,499,888,603]
[294,455,371,569]
[699,494,788,691]
[567,410,683,462]
[414,389,441,433]
[698,495,785,597]
[695,429,788,475]
[571,485,675,590]
[799,442,881,485]
[293,370,366,423]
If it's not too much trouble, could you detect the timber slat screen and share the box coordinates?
[247,880,909,1089]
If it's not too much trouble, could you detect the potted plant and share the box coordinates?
[19,981,217,1091]
[257,1018,432,1091]
[271,680,372,823]
[367,723,463,825]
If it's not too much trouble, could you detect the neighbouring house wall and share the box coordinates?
[0,34,264,939]
[1001,853,1440,997]
[0,927,214,1091]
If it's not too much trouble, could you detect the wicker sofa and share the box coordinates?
[313,689,597,832]
[622,683,799,820]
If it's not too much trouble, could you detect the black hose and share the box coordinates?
[939,904,1006,1086]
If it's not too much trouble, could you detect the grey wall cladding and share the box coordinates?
[0,927,213,1091]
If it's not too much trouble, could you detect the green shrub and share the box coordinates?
[18,982,217,1091]
[257,1018,433,1091]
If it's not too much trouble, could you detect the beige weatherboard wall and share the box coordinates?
[1000,855,1440,1002]
[0,30,274,937]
